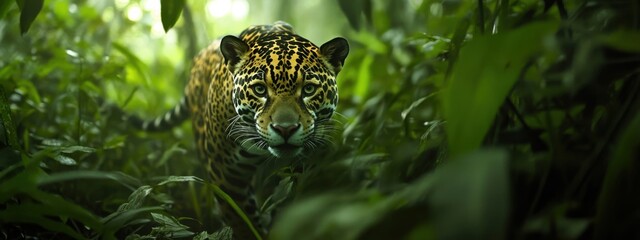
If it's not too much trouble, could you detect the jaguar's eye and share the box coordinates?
[303,84,316,96]
[252,84,267,96]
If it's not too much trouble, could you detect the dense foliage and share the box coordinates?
[1,0,639,239]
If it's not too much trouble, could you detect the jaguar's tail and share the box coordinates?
[127,96,190,131]
[103,96,190,132]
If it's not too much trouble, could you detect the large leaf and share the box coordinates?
[600,31,640,52]
[337,0,364,29]
[0,167,40,203]
[0,172,103,238]
[160,0,184,32]
[270,149,510,240]
[427,149,510,240]
[0,203,85,239]
[0,1,14,23]
[28,189,103,231]
[101,206,164,238]
[37,170,140,188]
[441,21,558,156]
[16,0,43,35]
[595,110,640,239]
[269,192,394,240]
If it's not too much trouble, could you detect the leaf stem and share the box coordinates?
[210,184,263,240]
[476,0,485,35]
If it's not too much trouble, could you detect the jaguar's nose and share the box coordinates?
[270,123,300,140]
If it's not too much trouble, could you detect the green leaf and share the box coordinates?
[401,93,437,120]
[270,191,399,240]
[0,162,21,181]
[37,170,136,187]
[52,154,77,165]
[595,110,640,239]
[81,81,102,95]
[0,0,14,19]
[58,145,96,153]
[102,206,164,238]
[355,54,373,98]
[112,42,151,86]
[100,184,155,237]
[157,175,203,186]
[193,231,210,240]
[210,183,263,240]
[0,203,85,239]
[117,185,153,212]
[337,0,364,29]
[17,0,43,35]
[209,226,233,240]
[0,167,41,203]
[260,177,293,214]
[600,31,640,52]
[156,142,187,167]
[150,212,194,238]
[351,30,387,54]
[41,138,64,146]
[28,189,103,231]
[17,76,43,105]
[151,212,188,230]
[420,36,450,59]
[0,178,102,238]
[160,0,185,32]
[441,21,558,156]
[427,149,510,240]
[104,135,127,149]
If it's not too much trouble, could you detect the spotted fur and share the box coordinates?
[131,22,349,238]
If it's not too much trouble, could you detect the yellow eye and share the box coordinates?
[303,84,316,96]
[252,84,267,96]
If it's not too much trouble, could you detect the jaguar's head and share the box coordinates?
[221,29,349,158]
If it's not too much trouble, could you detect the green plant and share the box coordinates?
[1,0,638,239]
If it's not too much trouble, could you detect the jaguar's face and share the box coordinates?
[221,34,349,158]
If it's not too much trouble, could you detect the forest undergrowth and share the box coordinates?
[1,0,639,239]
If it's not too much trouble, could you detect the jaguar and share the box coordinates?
[126,21,349,239]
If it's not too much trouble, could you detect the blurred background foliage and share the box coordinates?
[1,0,639,239]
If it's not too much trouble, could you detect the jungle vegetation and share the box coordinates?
[1,0,639,239]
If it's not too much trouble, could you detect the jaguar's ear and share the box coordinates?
[221,35,249,72]
[320,37,349,74]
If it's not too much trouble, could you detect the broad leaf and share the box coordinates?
[595,111,640,239]
[600,31,640,52]
[442,21,558,156]
[160,0,185,32]
[0,0,13,19]
[157,175,203,186]
[427,149,510,240]
[17,0,43,35]
[337,0,364,29]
